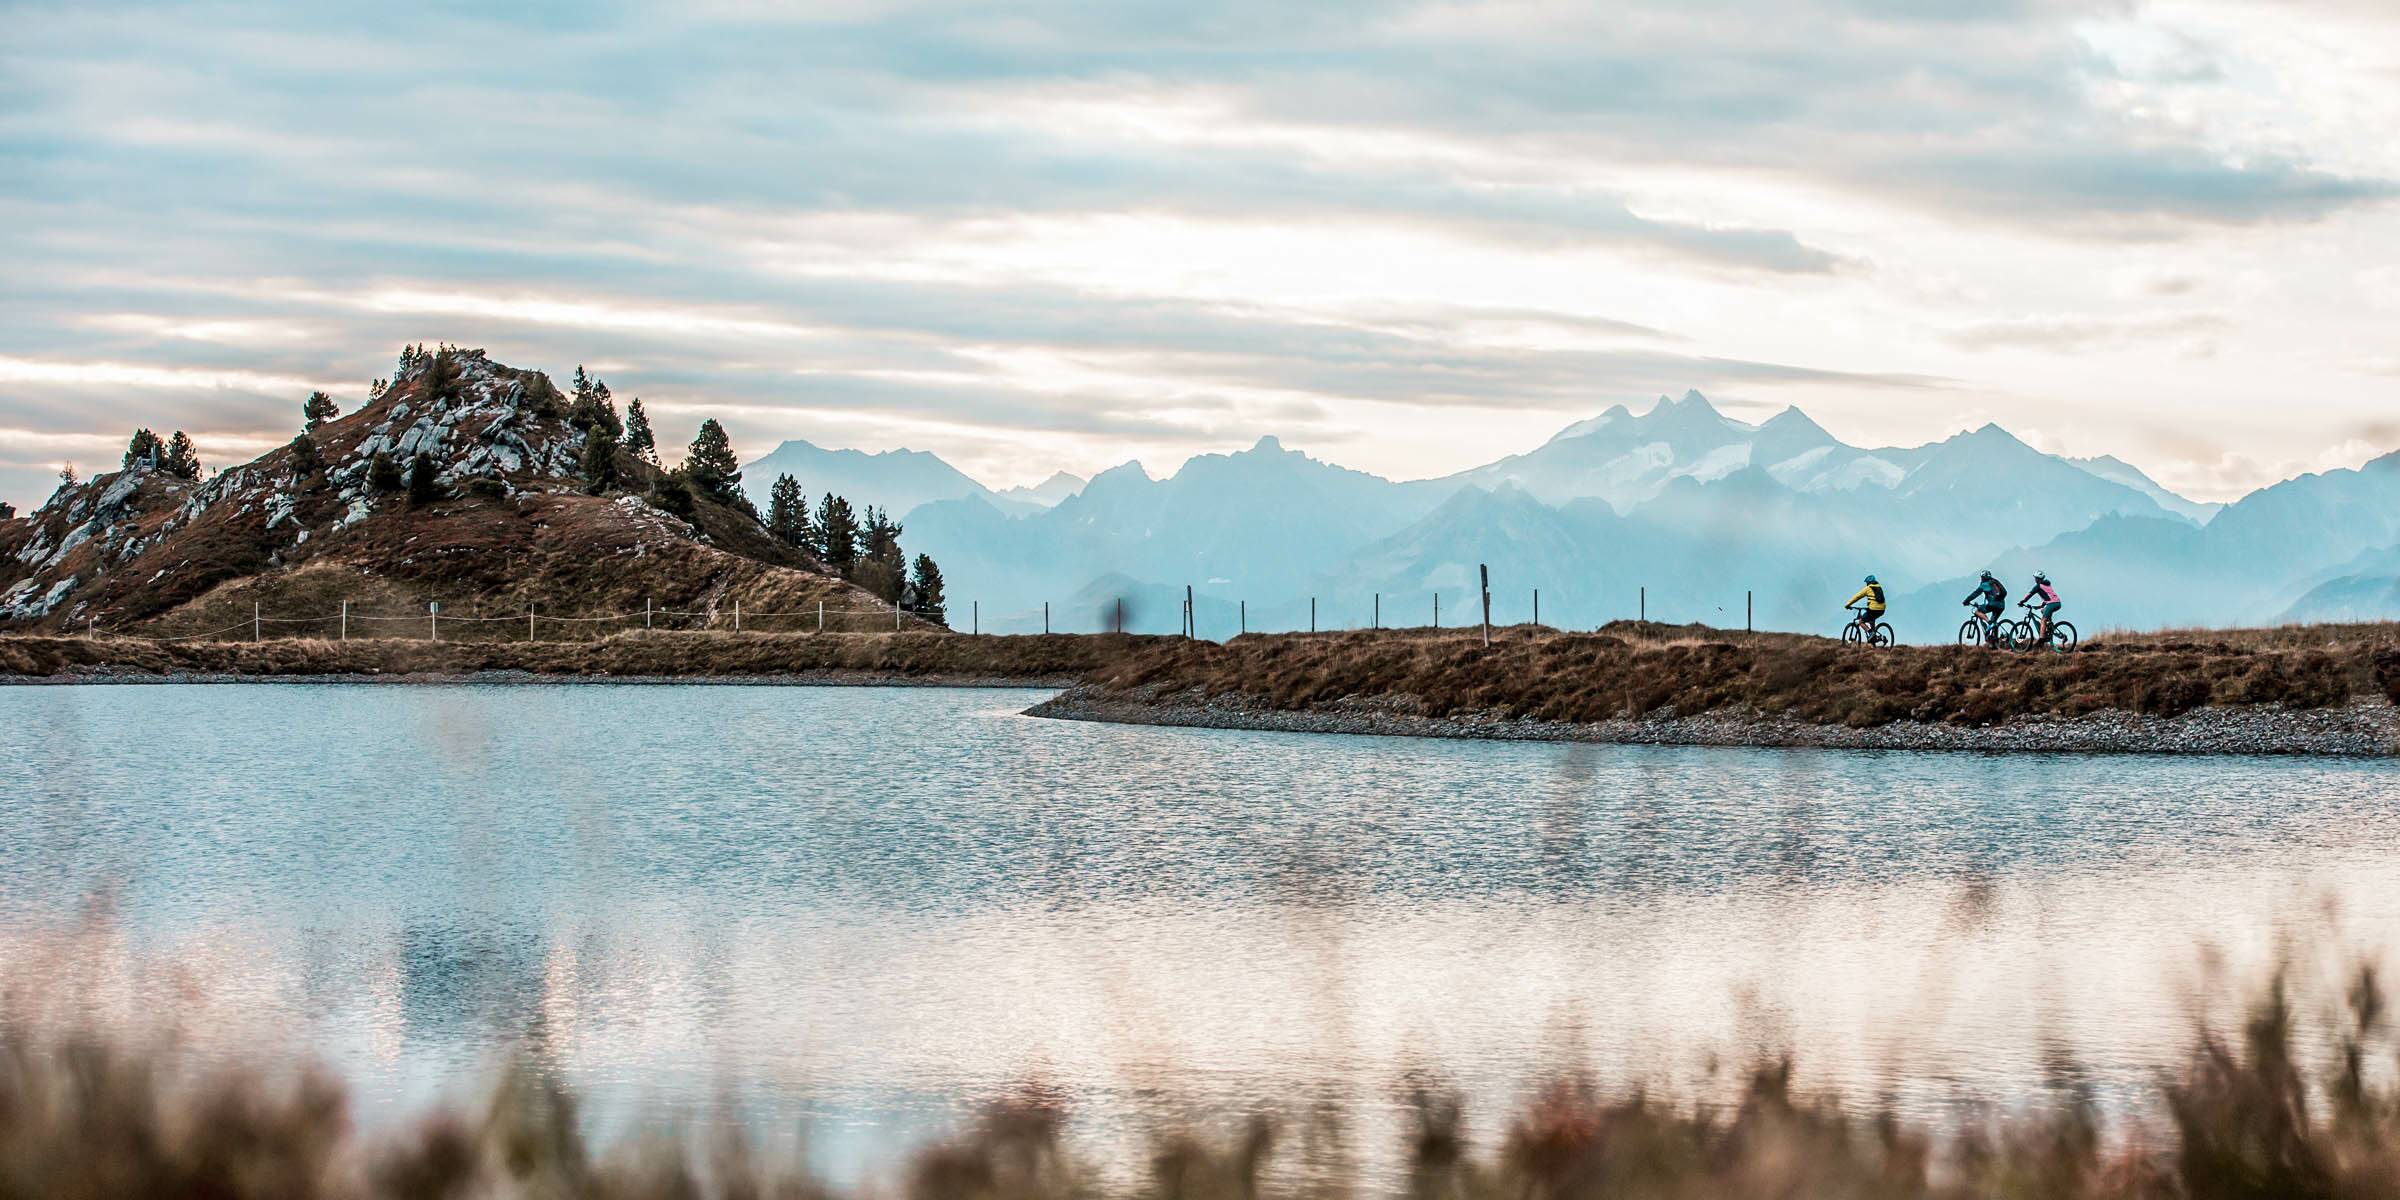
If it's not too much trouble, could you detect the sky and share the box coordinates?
[3,0,2397,511]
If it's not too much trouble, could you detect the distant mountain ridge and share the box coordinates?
[736,394,2399,637]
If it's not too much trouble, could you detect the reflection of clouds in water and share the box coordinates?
[0,685,2395,1168]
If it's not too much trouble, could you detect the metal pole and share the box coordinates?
[1374,592,1379,630]
[973,600,979,636]
[1434,592,1440,628]
[430,602,438,642]
[1640,586,1646,623]
[734,598,741,633]
[1044,601,1050,635]
[1186,585,1195,639]
[253,601,260,643]
[1533,589,1540,629]
[529,604,536,642]
[1240,600,1245,635]
[646,597,652,631]
[1116,597,1123,634]
[341,600,348,642]
[1310,597,1316,632]
[817,599,824,632]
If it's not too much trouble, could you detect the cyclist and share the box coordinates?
[2018,571,2062,641]
[1961,570,2006,640]
[1844,574,1888,638]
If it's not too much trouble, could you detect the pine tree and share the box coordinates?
[649,470,695,518]
[767,474,812,549]
[369,378,388,401]
[407,452,439,505]
[162,432,201,481]
[814,493,859,574]
[909,554,948,625]
[122,429,163,469]
[422,348,464,407]
[567,369,623,438]
[58,463,77,489]
[367,451,403,494]
[683,419,743,502]
[859,506,903,562]
[287,432,322,479]
[581,426,620,495]
[623,397,656,462]
[302,390,339,431]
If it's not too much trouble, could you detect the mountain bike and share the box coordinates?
[1957,603,2005,648]
[1841,606,1894,647]
[2004,599,2077,653]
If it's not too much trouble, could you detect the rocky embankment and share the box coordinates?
[1028,685,2399,755]
[1026,627,2400,756]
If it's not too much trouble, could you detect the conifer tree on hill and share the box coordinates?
[767,474,813,551]
[161,432,200,481]
[302,390,339,431]
[909,554,948,626]
[581,426,620,495]
[624,397,657,463]
[683,419,744,504]
[814,492,859,575]
[122,429,162,469]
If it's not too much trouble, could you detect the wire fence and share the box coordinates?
[93,597,931,644]
[80,574,1777,644]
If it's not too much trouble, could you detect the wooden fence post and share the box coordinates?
[1533,589,1540,630]
[341,599,348,642]
[1639,587,1646,623]
[973,600,979,636]
[429,601,438,642]
[1310,597,1316,632]
[1479,564,1491,647]
[529,604,536,642]
[253,601,260,643]
[1434,592,1440,628]
[1239,600,1246,635]
[1044,601,1050,635]
[817,600,824,632]
[1374,592,1380,630]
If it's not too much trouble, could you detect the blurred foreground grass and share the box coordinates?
[1,965,2395,1199]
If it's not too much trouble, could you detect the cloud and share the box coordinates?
[1942,312,2231,352]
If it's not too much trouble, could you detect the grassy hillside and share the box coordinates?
[1072,621,2400,728]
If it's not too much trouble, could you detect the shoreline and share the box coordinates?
[0,667,1070,688]
[1027,686,2400,757]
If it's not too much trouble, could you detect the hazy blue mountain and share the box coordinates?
[2281,571,2400,624]
[752,394,2384,639]
[2068,455,2222,524]
[740,439,1008,519]
[996,471,1085,508]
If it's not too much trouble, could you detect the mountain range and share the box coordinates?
[742,392,2400,639]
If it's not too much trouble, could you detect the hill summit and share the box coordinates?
[0,346,930,636]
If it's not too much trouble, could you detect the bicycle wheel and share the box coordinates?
[2003,621,2029,650]
[2050,621,2078,653]
[1872,622,1895,647]
[1841,622,1864,645]
[1958,618,1982,646]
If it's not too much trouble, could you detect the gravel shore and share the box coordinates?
[1028,685,2400,756]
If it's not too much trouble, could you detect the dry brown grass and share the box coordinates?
[0,631,1158,683]
[0,965,2393,1199]
[1080,623,2400,727]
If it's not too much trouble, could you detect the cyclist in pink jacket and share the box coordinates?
[2018,572,2062,641]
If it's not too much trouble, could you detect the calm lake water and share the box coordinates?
[1,683,2396,1178]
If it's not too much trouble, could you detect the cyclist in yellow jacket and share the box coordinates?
[1844,574,1887,639]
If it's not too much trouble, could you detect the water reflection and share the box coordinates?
[0,684,2393,1171]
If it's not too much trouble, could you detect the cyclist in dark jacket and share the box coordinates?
[1962,570,2006,641]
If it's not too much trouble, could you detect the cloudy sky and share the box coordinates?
[4,0,2397,510]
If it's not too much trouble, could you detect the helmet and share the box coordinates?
[1863,574,1878,584]
[2034,571,2049,583]
[1979,570,1994,580]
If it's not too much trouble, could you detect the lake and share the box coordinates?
[1,683,2395,1180]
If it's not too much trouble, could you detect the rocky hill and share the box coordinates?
[0,346,930,637]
